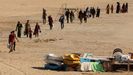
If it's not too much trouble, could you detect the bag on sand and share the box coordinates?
[7,43,10,49]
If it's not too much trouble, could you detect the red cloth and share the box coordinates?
[9,33,15,43]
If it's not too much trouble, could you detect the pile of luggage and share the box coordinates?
[44,53,107,72]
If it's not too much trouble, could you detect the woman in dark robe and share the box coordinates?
[33,22,41,37]
[116,2,121,13]
[16,21,23,38]
[106,4,110,14]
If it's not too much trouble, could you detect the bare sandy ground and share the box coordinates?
[0,0,133,75]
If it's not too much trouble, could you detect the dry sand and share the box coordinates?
[0,0,133,75]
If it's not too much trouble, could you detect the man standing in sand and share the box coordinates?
[16,21,23,38]
[8,31,18,53]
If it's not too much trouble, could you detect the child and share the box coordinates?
[29,28,33,39]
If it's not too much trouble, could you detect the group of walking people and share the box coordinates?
[8,2,129,53]
[8,20,41,53]
[106,2,128,14]
[78,7,101,23]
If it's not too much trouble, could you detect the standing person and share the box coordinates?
[70,11,74,23]
[116,2,121,13]
[24,20,31,37]
[91,7,96,18]
[78,10,83,24]
[111,4,114,13]
[29,28,33,39]
[8,31,18,53]
[96,7,100,17]
[83,10,87,23]
[65,9,70,23]
[125,3,128,13]
[59,15,65,29]
[106,4,110,14]
[33,22,41,37]
[42,8,47,24]
[48,15,53,30]
[15,21,23,38]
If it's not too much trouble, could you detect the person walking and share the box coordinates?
[15,21,23,38]
[24,20,31,37]
[33,22,41,37]
[96,7,101,17]
[70,11,74,23]
[65,9,70,23]
[91,7,96,18]
[111,4,114,13]
[42,8,47,24]
[83,10,87,23]
[59,15,65,29]
[116,2,121,13]
[29,28,33,39]
[78,10,83,24]
[8,31,18,53]
[48,15,53,30]
[125,3,128,13]
[106,4,110,14]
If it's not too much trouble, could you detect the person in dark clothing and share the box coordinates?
[96,7,100,17]
[70,11,74,23]
[65,9,70,23]
[42,8,47,24]
[83,11,87,23]
[91,7,96,18]
[106,4,110,14]
[116,2,121,13]
[111,4,114,13]
[8,31,18,53]
[24,20,31,37]
[29,28,33,39]
[33,22,41,37]
[125,3,128,13]
[48,15,53,30]
[78,10,83,24]
[15,21,23,38]
[121,3,126,13]
[59,15,65,29]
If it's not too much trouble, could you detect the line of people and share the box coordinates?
[8,2,129,53]
[78,7,101,24]
[106,2,128,14]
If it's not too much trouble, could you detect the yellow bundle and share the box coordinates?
[63,54,80,61]
[63,54,80,65]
